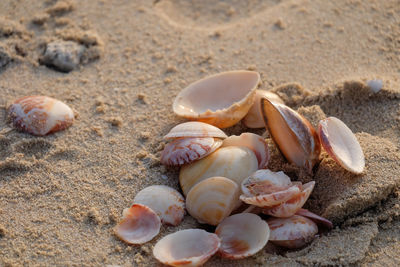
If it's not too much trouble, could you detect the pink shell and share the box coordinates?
[295,209,333,229]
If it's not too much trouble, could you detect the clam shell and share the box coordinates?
[133,185,185,226]
[153,229,221,267]
[173,71,260,128]
[179,146,258,196]
[267,215,318,249]
[215,213,270,259]
[243,90,284,128]
[221,133,270,168]
[8,95,74,136]
[164,121,227,139]
[161,137,223,166]
[295,209,333,229]
[114,204,161,245]
[240,184,301,208]
[261,98,320,172]
[318,117,365,174]
[186,177,240,225]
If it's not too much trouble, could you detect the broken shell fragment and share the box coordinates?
[215,213,270,259]
[8,96,74,136]
[221,132,270,168]
[114,204,161,245]
[161,137,223,166]
[153,229,221,267]
[164,121,227,139]
[261,98,320,172]
[243,90,284,128]
[133,185,185,226]
[318,117,365,174]
[173,71,260,128]
[295,209,333,229]
[186,177,239,225]
[267,215,318,249]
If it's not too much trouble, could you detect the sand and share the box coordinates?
[0,0,399,266]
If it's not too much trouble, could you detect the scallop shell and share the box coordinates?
[8,95,74,136]
[114,204,161,245]
[243,90,284,128]
[318,117,365,174]
[295,209,333,229]
[267,215,318,249]
[164,121,228,139]
[133,185,185,226]
[221,133,270,168]
[261,98,320,172]
[215,213,270,259]
[179,146,258,196]
[173,71,260,128]
[153,229,221,267]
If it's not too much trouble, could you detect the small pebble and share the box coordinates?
[367,79,383,93]
[41,40,84,72]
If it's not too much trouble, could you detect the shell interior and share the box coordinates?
[295,209,333,229]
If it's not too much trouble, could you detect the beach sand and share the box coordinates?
[0,0,399,266]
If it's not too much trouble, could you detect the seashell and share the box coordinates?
[164,121,228,139]
[153,229,220,267]
[133,185,185,226]
[172,71,260,128]
[263,181,315,218]
[215,213,270,259]
[295,209,333,229]
[186,177,240,225]
[8,96,74,136]
[261,98,320,172]
[179,146,258,196]
[318,117,365,174]
[161,137,223,166]
[114,204,161,245]
[267,215,318,249]
[221,133,270,168]
[243,90,284,128]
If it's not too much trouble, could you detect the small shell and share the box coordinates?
[243,90,284,128]
[263,181,315,218]
[173,71,260,128]
[318,117,365,174]
[114,204,161,245]
[161,137,223,166]
[295,209,333,229]
[179,146,258,196]
[267,215,318,249]
[8,96,74,136]
[221,133,270,168]
[153,229,221,267]
[240,184,301,207]
[133,185,185,226]
[164,121,228,139]
[261,98,320,172]
[186,177,239,225]
[215,213,270,259]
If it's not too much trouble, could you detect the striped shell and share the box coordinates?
[164,121,227,139]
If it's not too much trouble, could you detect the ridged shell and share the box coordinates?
[153,229,221,267]
[172,71,260,128]
[186,177,239,226]
[215,213,270,259]
[8,95,74,136]
[295,209,333,229]
[133,185,185,226]
[164,121,228,139]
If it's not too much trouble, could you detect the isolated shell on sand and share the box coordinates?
[215,213,270,259]
[133,185,185,226]
[114,204,161,245]
[186,177,239,225]
[261,98,321,172]
[164,121,227,139]
[8,95,74,136]
[153,229,221,267]
[173,71,260,128]
[242,90,284,128]
[318,117,365,174]
[221,132,270,168]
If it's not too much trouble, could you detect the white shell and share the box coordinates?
[215,213,270,259]
[164,121,228,139]
[133,185,185,226]
[173,71,260,128]
[153,229,221,267]
[221,133,270,168]
[318,117,365,174]
[186,177,239,225]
